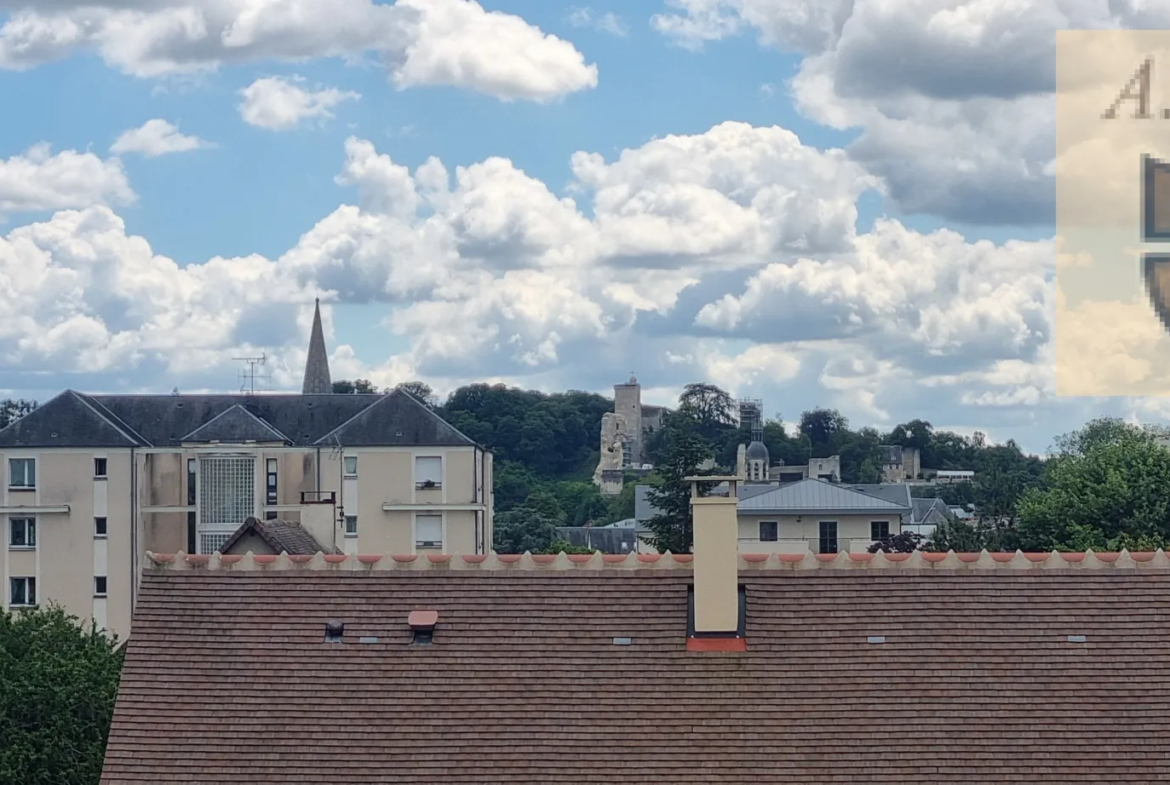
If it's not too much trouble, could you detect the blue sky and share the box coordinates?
[0,0,1162,454]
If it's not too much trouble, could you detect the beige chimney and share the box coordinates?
[687,474,742,638]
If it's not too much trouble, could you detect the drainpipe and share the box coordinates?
[129,447,138,616]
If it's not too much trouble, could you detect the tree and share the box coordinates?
[643,428,714,554]
[1016,419,1170,551]
[0,604,124,785]
[799,408,848,455]
[493,507,561,554]
[0,399,36,430]
[332,379,379,394]
[395,381,436,408]
[677,383,737,440]
[888,419,933,451]
[868,531,924,553]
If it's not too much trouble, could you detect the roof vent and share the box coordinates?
[359,636,379,645]
[613,637,633,646]
[867,636,886,644]
[1068,634,1087,643]
[324,620,344,643]
[409,609,438,645]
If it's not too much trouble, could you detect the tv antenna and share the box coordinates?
[233,353,271,395]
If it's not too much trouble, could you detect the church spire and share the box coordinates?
[302,298,333,394]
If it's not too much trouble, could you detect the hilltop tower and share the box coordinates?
[613,373,643,466]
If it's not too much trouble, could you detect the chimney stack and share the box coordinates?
[687,474,745,651]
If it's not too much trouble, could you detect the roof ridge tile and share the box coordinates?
[144,548,1170,573]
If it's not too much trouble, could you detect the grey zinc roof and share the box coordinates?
[635,482,793,521]
[0,389,478,449]
[844,483,913,508]
[738,479,912,514]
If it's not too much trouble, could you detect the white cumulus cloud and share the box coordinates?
[0,0,598,102]
[110,118,209,157]
[238,76,360,131]
[0,143,134,215]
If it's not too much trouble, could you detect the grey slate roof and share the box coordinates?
[219,517,339,555]
[738,478,912,514]
[909,497,951,525]
[881,445,903,465]
[0,389,478,449]
[0,390,141,448]
[180,404,291,444]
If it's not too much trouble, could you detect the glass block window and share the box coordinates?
[200,532,232,555]
[197,456,255,553]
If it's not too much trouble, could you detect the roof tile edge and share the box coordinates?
[144,548,1170,572]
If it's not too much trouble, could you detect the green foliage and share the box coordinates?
[799,408,849,456]
[440,384,612,478]
[0,399,37,430]
[332,379,380,394]
[643,426,715,554]
[544,539,595,555]
[0,604,124,785]
[1016,419,1170,551]
[925,517,1020,553]
[394,381,437,408]
[492,506,561,554]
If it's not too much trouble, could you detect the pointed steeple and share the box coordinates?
[302,298,333,394]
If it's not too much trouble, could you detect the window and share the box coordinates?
[415,514,442,549]
[343,456,358,477]
[186,459,196,553]
[818,521,838,554]
[415,456,442,489]
[93,457,107,478]
[759,521,778,542]
[8,517,35,548]
[9,577,35,607]
[186,459,196,505]
[197,456,256,554]
[266,458,278,505]
[871,521,890,541]
[8,458,34,489]
[94,517,107,538]
[264,511,278,520]
[94,576,107,597]
[344,515,358,537]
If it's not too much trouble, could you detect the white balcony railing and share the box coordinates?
[737,537,875,555]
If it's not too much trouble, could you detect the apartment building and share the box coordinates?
[0,300,493,637]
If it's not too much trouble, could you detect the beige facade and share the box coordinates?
[735,513,901,555]
[2,443,492,639]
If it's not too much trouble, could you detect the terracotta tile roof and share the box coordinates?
[218,516,339,556]
[102,550,1170,784]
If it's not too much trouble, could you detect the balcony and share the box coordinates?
[300,490,337,505]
